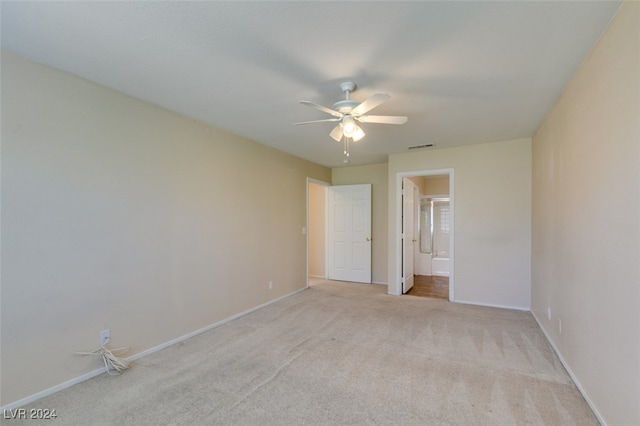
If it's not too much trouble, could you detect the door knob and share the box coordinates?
[366,237,371,241]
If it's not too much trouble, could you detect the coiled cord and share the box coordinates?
[75,345,131,375]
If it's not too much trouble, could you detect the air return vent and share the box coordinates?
[408,143,434,150]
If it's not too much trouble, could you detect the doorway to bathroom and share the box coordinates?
[399,171,453,300]
[406,195,450,299]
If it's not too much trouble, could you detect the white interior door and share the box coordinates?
[402,178,415,293]
[412,186,420,276]
[327,184,371,283]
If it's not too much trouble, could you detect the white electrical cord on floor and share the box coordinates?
[75,345,131,375]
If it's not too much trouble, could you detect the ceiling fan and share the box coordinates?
[294,82,408,144]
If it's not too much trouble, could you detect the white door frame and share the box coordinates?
[306,177,331,289]
[393,169,455,300]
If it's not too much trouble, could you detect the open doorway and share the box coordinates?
[395,170,454,301]
[407,193,450,299]
[307,178,330,288]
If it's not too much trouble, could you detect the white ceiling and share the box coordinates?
[1,1,621,168]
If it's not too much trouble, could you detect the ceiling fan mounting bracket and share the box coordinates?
[339,81,356,94]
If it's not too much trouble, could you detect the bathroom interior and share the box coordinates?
[408,174,450,299]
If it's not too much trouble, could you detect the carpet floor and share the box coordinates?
[3,280,598,425]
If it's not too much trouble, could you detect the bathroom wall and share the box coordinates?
[423,176,449,196]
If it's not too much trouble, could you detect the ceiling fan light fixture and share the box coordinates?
[351,126,365,142]
[341,115,365,141]
[341,116,357,136]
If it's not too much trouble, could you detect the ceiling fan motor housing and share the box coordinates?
[333,100,359,114]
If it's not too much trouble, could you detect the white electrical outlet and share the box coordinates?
[547,307,551,320]
[100,329,111,346]
[268,281,273,290]
[558,319,562,334]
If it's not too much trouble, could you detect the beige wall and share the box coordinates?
[0,51,331,406]
[531,3,639,424]
[308,182,327,278]
[423,176,449,196]
[388,139,532,309]
[332,163,388,285]
[407,176,424,193]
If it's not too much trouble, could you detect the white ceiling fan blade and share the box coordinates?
[299,101,343,118]
[293,118,340,125]
[356,115,408,125]
[351,93,390,116]
[329,125,343,142]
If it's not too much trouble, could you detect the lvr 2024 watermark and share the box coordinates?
[3,408,57,419]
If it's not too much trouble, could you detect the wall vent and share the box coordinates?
[408,143,434,150]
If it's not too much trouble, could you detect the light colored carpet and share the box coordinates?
[4,280,598,425]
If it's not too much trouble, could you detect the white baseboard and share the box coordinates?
[453,298,530,311]
[0,368,106,412]
[531,311,606,426]
[309,277,387,286]
[0,287,308,412]
[128,287,306,363]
